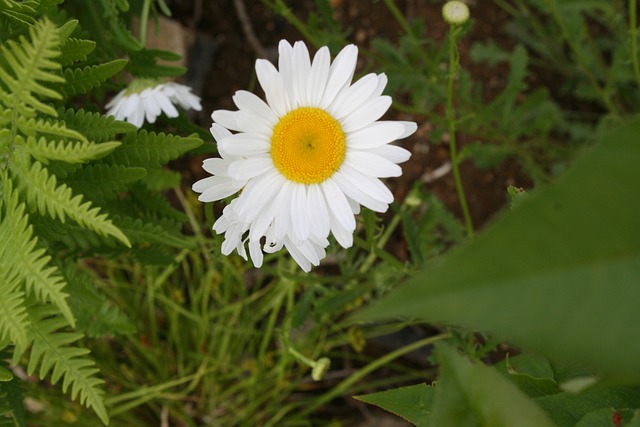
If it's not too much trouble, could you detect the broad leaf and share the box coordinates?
[355,383,435,426]
[429,344,555,427]
[359,119,640,382]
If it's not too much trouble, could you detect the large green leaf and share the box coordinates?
[429,344,555,427]
[358,119,640,382]
[355,383,435,426]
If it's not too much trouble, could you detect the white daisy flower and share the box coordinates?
[106,79,202,128]
[193,40,416,271]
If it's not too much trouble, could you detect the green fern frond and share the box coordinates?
[0,354,25,427]
[59,59,127,97]
[113,216,192,248]
[24,136,121,164]
[13,305,109,425]
[16,116,88,144]
[105,130,203,168]
[0,18,63,118]
[58,38,96,67]
[13,160,131,247]
[64,164,146,202]
[0,0,37,27]
[0,271,29,349]
[0,174,74,326]
[129,183,188,224]
[59,107,136,143]
[64,268,136,338]
[142,168,181,191]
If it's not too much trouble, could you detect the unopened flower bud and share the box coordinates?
[311,357,331,381]
[442,1,470,25]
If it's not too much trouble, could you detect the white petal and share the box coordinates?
[339,165,393,203]
[278,40,296,108]
[292,41,312,107]
[368,144,412,164]
[249,241,264,268]
[212,110,240,131]
[290,184,309,241]
[368,73,388,101]
[347,121,406,149]
[198,180,242,202]
[332,171,388,212]
[228,157,273,180]
[398,121,418,138]
[345,151,402,178]
[256,59,290,117]
[308,46,330,106]
[210,123,233,142]
[320,44,358,108]
[321,178,356,232]
[306,184,330,239]
[218,134,270,157]
[202,157,230,176]
[235,171,282,221]
[341,96,392,133]
[233,90,278,126]
[274,182,294,239]
[329,73,380,120]
[192,176,218,193]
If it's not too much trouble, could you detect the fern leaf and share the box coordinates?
[58,59,127,97]
[24,136,121,164]
[0,0,36,26]
[113,216,192,248]
[142,168,181,191]
[59,107,136,143]
[58,38,96,67]
[0,355,25,427]
[64,164,147,202]
[105,130,203,167]
[14,305,109,425]
[0,18,63,118]
[12,160,131,247]
[0,271,29,349]
[16,116,88,144]
[0,174,74,326]
[64,268,136,337]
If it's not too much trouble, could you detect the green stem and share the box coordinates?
[139,0,152,47]
[446,26,474,238]
[631,0,640,89]
[359,206,404,273]
[299,332,451,416]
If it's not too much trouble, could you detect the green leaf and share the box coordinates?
[0,18,63,118]
[535,387,640,426]
[13,305,109,425]
[105,130,203,168]
[430,344,555,427]
[356,383,435,426]
[497,354,561,398]
[358,119,640,382]
[59,59,127,97]
[24,136,120,164]
[13,160,131,247]
[58,38,96,67]
[59,107,136,143]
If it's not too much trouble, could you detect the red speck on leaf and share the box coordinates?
[612,411,622,427]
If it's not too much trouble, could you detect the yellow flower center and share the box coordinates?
[270,107,346,184]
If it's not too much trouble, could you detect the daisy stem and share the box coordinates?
[446,26,474,238]
[139,0,152,48]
